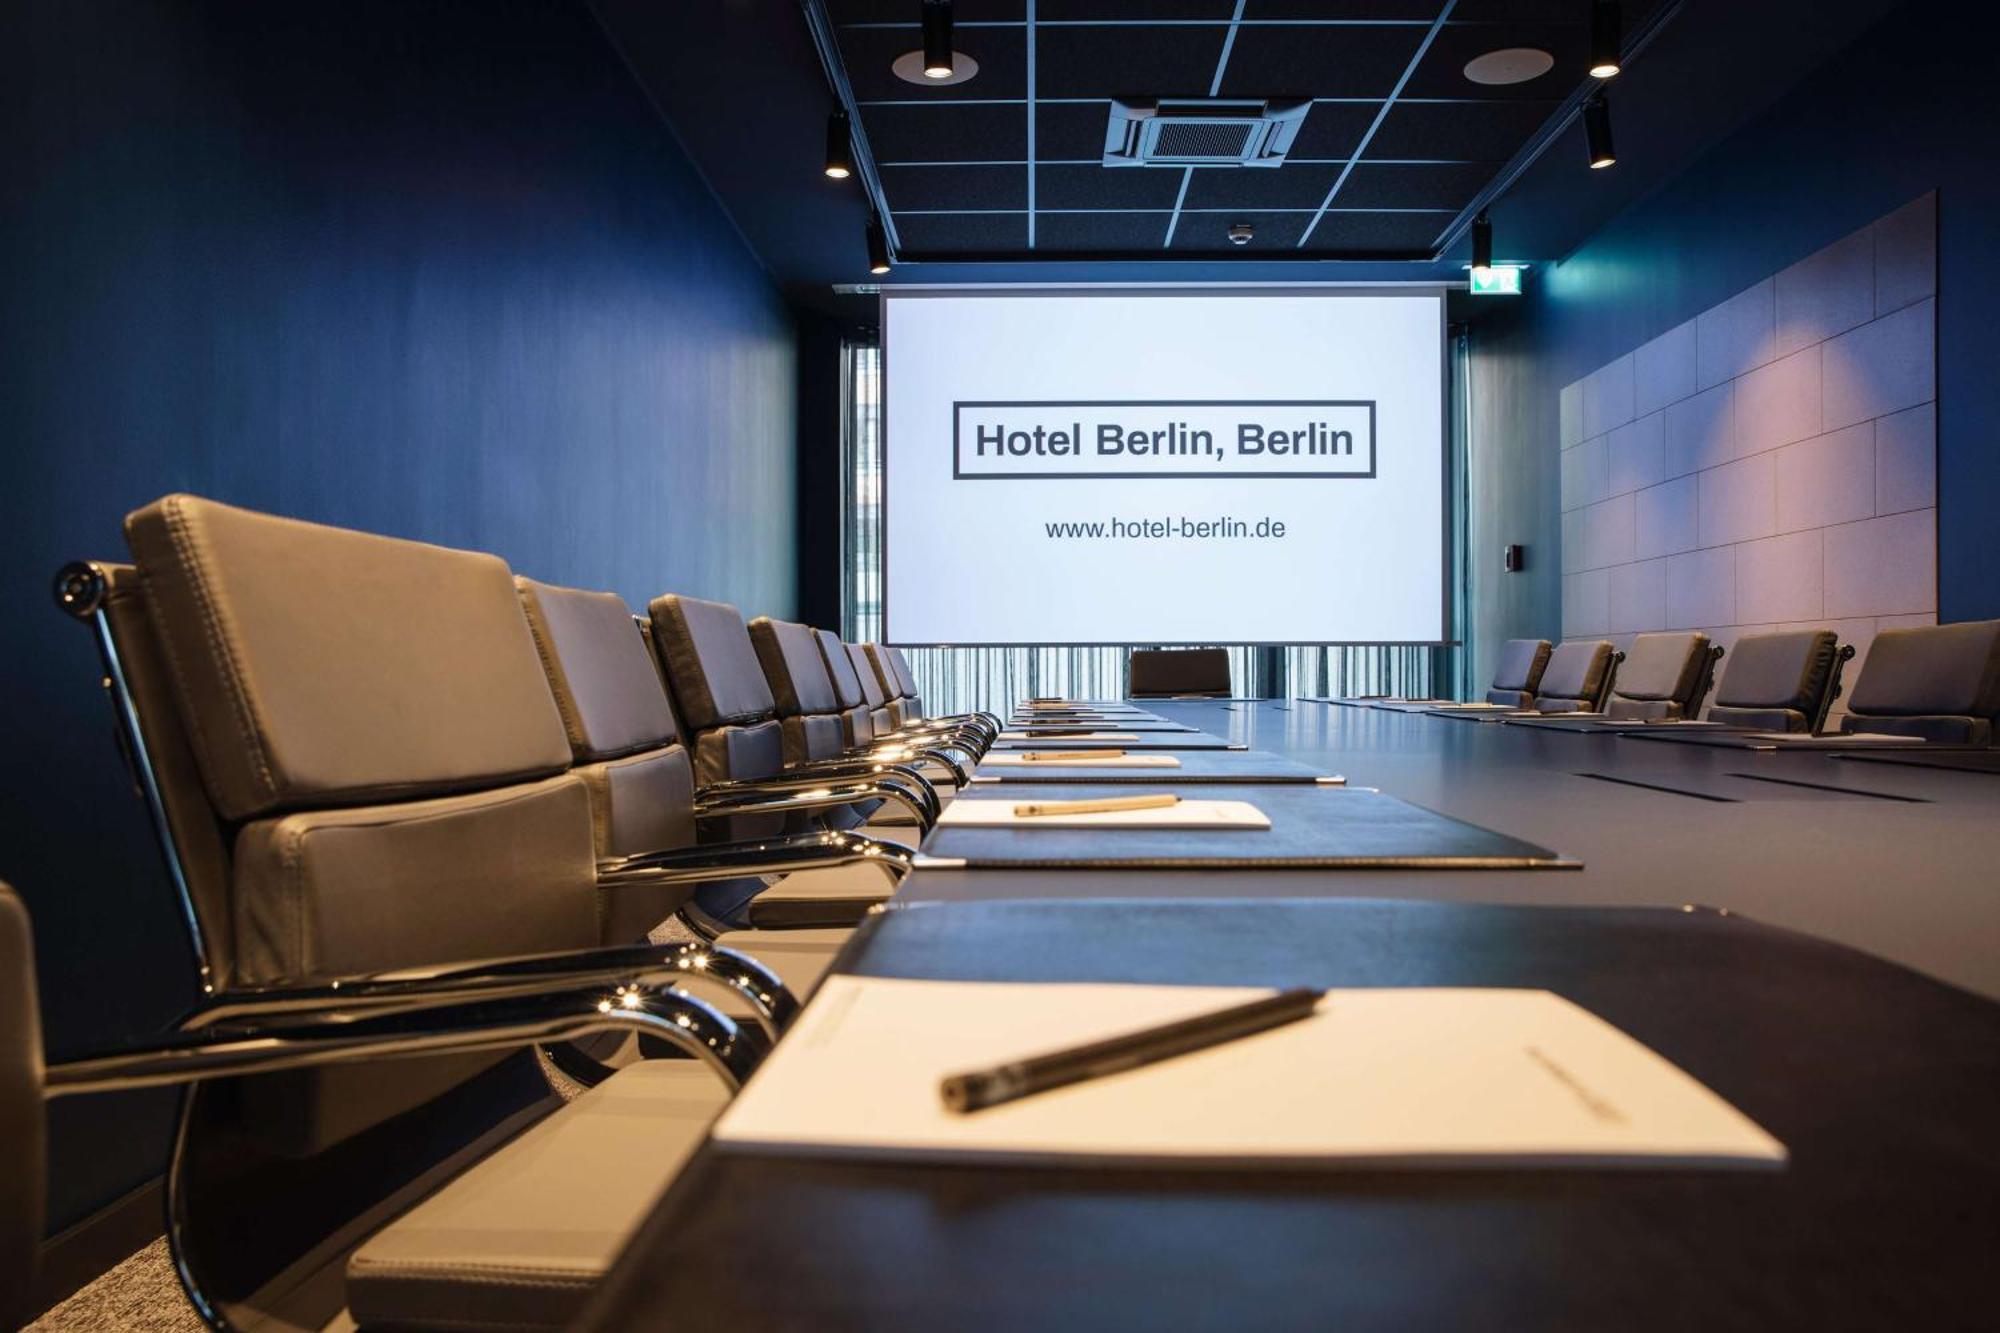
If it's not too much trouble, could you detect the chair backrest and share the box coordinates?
[119,494,599,1149]
[1129,648,1231,698]
[813,627,877,747]
[846,641,899,732]
[516,579,699,940]
[1533,641,1616,711]
[1486,638,1552,707]
[1605,632,1713,721]
[646,594,786,790]
[1841,620,2000,743]
[749,617,853,763]
[884,646,923,713]
[1,883,43,1332]
[1709,630,1841,732]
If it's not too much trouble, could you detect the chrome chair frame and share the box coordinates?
[41,974,754,1331]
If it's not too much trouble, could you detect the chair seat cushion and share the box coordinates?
[346,1059,726,1332]
[1708,704,1809,732]
[1841,713,1993,745]
[710,926,852,1009]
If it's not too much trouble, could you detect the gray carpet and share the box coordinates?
[27,1238,203,1332]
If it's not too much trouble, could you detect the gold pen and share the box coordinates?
[1012,794,1180,817]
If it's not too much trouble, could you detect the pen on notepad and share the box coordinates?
[940,988,1326,1114]
[1020,749,1123,762]
[1012,794,1179,817]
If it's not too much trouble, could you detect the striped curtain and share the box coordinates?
[841,336,1456,716]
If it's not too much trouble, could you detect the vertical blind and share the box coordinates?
[841,335,1464,715]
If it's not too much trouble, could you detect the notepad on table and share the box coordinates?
[982,753,1183,769]
[937,797,1269,829]
[712,977,1786,1170]
[998,731,1141,741]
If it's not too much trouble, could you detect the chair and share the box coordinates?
[1706,630,1849,732]
[1485,638,1553,708]
[749,618,973,783]
[1129,647,1232,698]
[646,594,940,839]
[53,495,799,1328]
[862,641,1001,738]
[1528,640,1620,713]
[1603,632,1720,720]
[2,878,742,1333]
[1839,620,2000,744]
[514,580,917,944]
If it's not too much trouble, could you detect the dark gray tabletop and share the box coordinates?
[581,897,2000,1333]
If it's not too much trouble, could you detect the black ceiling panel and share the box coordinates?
[859,102,1028,162]
[1283,101,1379,161]
[1181,162,1343,210]
[814,0,1629,263]
[1243,2,1443,18]
[1034,23,1230,99]
[1034,211,1176,252]
[1365,98,1556,160]
[1216,23,1431,100]
[1402,21,1585,100]
[891,211,1030,255]
[1038,162,1189,209]
[1168,209,1311,252]
[1041,0,1238,18]
[841,24,1028,102]
[880,164,1030,211]
[1034,100,1116,159]
[1300,209,1451,252]
[827,1,1026,24]
[1334,160,1497,209]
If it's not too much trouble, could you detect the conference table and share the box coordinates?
[577,701,2000,1331]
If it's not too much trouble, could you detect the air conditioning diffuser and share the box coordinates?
[1102,98,1310,168]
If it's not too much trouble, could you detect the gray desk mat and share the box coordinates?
[916,782,1570,869]
[1832,749,2000,774]
[1002,721,1197,733]
[991,733,1239,751]
[971,748,1333,784]
[1618,730,1953,752]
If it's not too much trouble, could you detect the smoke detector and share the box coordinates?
[1103,98,1310,168]
[1227,223,1255,246]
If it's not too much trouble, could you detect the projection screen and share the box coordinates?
[881,287,1447,646]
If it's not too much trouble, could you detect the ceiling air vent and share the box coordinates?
[1102,98,1309,168]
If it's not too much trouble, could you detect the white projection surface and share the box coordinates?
[882,288,1447,645]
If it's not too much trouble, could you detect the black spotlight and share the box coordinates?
[1471,212,1493,270]
[825,111,854,179]
[1589,1,1622,79]
[866,215,892,274]
[922,1,955,79]
[1583,94,1616,169]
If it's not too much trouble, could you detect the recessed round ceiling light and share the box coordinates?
[1463,47,1555,86]
[893,49,978,85]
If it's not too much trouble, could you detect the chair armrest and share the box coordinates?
[600,829,915,890]
[45,979,758,1098]
[182,938,799,1042]
[695,774,936,830]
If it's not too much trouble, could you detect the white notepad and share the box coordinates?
[981,753,1183,769]
[999,731,1142,741]
[714,978,1786,1170]
[936,798,1269,829]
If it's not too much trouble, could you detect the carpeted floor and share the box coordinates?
[28,916,710,1329]
[27,1238,203,1332]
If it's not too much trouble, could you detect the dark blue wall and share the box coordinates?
[1468,0,1994,679]
[1,0,797,1233]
